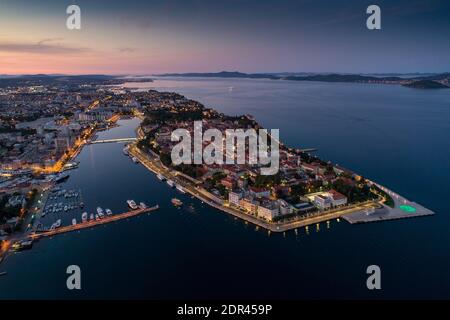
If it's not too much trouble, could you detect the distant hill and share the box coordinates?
[402,80,449,89]
[282,74,403,82]
[156,71,279,79]
[156,71,450,88]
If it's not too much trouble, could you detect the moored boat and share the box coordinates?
[171,198,183,206]
[97,207,104,218]
[127,200,138,210]
[176,184,186,194]
[166,179,175,188]
[106,208,113,216]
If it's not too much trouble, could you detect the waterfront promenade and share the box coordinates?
[129,145,381,232]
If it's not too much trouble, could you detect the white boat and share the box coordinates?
[53,219,62,228]
[97,207,104,218]
[139,202,147,209]
[81,212,88,223]
[171,198,183,206]
[90,213,94,221]
[176,185,186,194]
[166,180,175,187]
[132,157,139,164]
[95,214,100,221]
[123,147,129,155]
[157,174,165,181]
[72,218,77,226]
[105,208,112,216]
[127,200,138,210]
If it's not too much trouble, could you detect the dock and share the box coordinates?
[29,205,159,239]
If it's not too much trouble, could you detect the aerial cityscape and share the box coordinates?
[1,0,450,304]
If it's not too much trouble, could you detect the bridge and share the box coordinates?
[88,137,138,144]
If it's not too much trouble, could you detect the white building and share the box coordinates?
[257,201,280,222]
[312,190,347,209]
[228,190,243,206]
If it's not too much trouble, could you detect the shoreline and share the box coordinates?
[129,144,383,232]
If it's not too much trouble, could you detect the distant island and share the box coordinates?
[402,79,449,89]
[155,71,450,89]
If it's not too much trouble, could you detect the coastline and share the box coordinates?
[129,143,382,232]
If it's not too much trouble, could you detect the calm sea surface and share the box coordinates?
[1,78,449,299]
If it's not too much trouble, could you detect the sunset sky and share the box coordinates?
[1,0,450,75]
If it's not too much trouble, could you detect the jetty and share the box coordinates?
[29,205,159,240]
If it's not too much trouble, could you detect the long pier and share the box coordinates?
[29,205,159,240]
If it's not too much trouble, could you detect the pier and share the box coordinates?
[29,205,159,240]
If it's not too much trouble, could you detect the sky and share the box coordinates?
[0,0,449,75]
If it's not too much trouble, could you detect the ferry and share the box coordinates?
[127,200,138,210]
[72,218,77,226]
[97,207,104,218]
[157,174,165,181]
[81,212,88,223]
[90,213,94,221]
[139,202,147,209]
[171,198,183,207]
[105,208,113,216]
[132,157,139,164]
[166,179,175,188]
[176,184,186,194]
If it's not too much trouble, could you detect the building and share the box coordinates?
[328,189,348,206]
[278,199,294,215]
[78,110,113,122]
[228,190,243,206]
[249,186,270,198]
[312,189,348,209]
[314,194,333,210]
[239,197,258,215]
[257,200,280,222]
[220,177,236,190]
